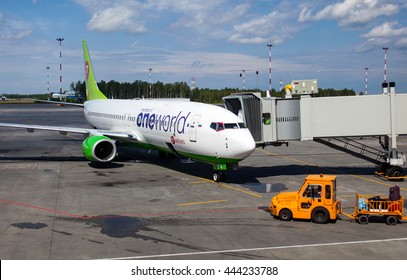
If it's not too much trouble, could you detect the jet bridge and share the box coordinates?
[223,82,407,178]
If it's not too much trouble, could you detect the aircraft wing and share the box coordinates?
[0,122,144,141]
[33,100,84,107]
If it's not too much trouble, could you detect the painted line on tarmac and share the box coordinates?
[0,197,259,219]
[107,237,407,260]
[257,148,318,166]
[178,200,228,206]
[258,149,395,188]
[0,198,84,218]
[197,177,263,198]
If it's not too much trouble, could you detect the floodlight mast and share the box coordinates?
[365,67,368,95]
[382,47,389,95]
[383,47,389,83]
[46,66,50,100]
[148,68,152,98]
[56,38,64,101]
[267,43,273,96]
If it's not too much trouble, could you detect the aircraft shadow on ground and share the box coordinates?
[113,146,382,184]
[0,145,387,183]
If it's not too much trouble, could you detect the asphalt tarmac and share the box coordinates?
[1,103,407,260]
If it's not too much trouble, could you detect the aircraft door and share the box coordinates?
[189,114,201,142]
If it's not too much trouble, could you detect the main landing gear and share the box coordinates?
[213,171,226,182]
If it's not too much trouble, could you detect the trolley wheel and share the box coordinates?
[311,207,330,224]
[279,209,292,221]
[386,215,398,226]
[358,215,369,225]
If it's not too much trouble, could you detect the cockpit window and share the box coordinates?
[211,122,246,131]
[224,123,238,129]
[210,122,224,131]
[217,123,225,131]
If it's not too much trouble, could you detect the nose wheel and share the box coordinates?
[213,171,225,182]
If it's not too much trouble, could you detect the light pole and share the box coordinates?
[365,67,368,95]
[383,47,389,83]
[267,44,273,94]
[148,68,152,98]
[240,70,246,92]
[46,66,50,100]
[256,70,259,90]
[56,38,64,101]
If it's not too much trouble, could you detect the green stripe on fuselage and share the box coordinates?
[118,140,239,166]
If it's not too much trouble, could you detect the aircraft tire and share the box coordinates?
[213,171,224,182]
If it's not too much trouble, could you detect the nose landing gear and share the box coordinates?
[213,171,225,182]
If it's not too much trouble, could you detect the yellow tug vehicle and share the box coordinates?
[269,174,407,225]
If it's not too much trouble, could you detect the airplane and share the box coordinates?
[0,40,256,182]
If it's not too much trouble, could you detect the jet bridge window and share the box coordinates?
[262,113,271,125]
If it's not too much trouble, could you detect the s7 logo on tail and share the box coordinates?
[85,61,89,81]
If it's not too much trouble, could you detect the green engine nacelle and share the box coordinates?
[82,135,116,162]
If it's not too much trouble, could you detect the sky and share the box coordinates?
[0,0,406,95]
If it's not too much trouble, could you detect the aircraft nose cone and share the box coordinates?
[234,131,256,159]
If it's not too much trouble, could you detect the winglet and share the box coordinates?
[82,40,107,101]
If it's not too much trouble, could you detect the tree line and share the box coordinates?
[68,80,358,103]
[1,80,358,104]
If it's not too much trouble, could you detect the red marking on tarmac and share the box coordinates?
[0,199,84,219]
[0,198,261,220]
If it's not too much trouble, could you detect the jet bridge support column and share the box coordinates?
[379,82,406,178]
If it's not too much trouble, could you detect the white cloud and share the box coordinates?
[364,21,407,38]
[299,0,398,27]
[175,3,249,27]
[1,29,32,40]
[87,5,146,33]
[396,37,407,48]
[77,0,250,39]
[229,10,300,44]
[357,21,407,51]
[0,14,33,40]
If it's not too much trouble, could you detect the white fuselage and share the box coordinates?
[83,99,256,163]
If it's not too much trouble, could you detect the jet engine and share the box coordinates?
[82,135,116,162]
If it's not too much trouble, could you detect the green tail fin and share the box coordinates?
[82,40,107,101]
